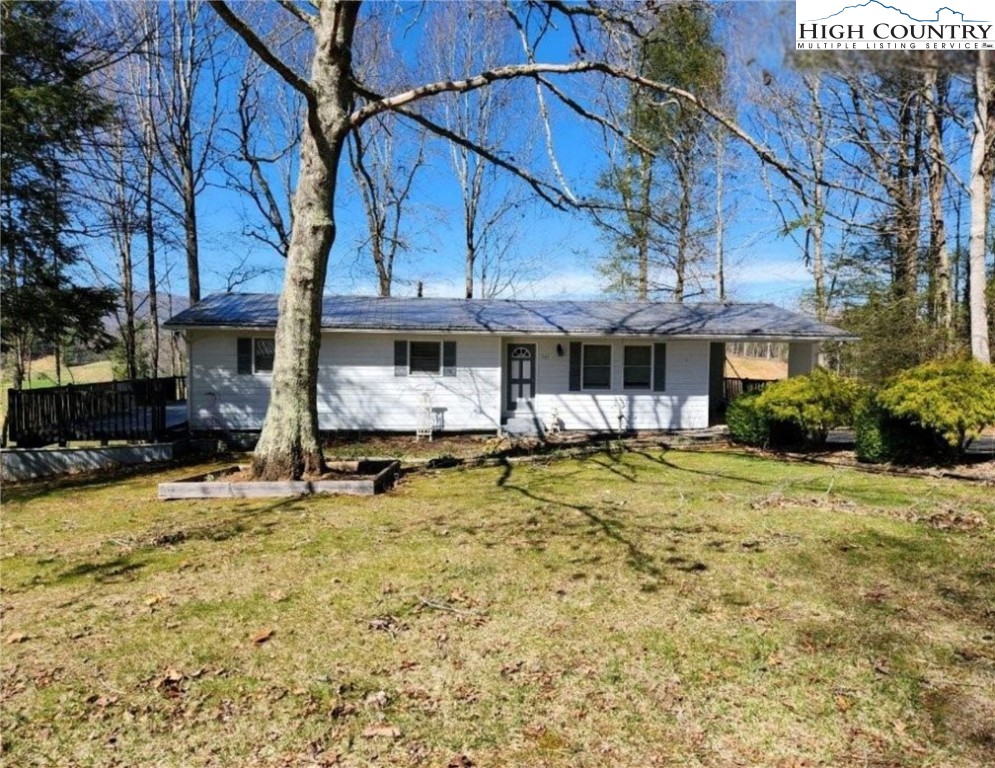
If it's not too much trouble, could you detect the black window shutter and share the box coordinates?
[569,342,582,391]
[394,340,408,376]
[237,337,253,374]
[443,341,457,376]
[653,343,667,391]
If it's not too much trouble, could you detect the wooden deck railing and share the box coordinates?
[5,376,186,448]
[722,377,776,403]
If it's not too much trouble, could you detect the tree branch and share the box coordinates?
[350,60,805,197]
[276,0,316,29]
[385,102,574,211]
[208,0,313,97]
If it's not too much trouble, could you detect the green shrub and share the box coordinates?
[876,359,995,452]
[754,368,862,447]
[726,392,769,447]
[854,360,995,464]
[854,402,956,465]
[853,400,889,464]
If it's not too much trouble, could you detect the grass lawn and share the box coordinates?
[2,449,993,767]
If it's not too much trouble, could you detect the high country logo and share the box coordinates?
[795,0,993,50]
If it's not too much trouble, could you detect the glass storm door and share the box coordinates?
[506,344,536,411]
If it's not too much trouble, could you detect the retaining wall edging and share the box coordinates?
[1,443,175,482]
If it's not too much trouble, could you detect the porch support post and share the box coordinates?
[787,342,819,377]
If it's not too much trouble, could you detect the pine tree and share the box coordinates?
[1,0,118,388]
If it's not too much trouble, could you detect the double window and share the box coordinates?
[236,337,275,374]
[394,340,457,376]
[569,341,667,392]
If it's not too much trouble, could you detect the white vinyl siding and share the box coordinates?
[187,331,710,433]
[189,331,500,432]
[523,337,709,431]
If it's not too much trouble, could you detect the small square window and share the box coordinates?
[582,344,611,389]
[624,345,652,389]
[409,341,441,374]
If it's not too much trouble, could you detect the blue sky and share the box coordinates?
[82,1,819,310]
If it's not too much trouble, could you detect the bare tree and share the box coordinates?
[347,115,425,296]
[426,2,531,300]
[223,53,301,259]
[923,54,953,342]
[209,0,805,479]
[343,10,428,297]
[151,0,227,303]
[968,50,992,362]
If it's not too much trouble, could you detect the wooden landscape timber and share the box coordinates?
[157,458,400,500]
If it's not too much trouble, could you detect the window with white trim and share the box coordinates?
[237,337,275,374]
[623,345,652,390]
[393,340,457,377]
[582,344,612,389]
[409,341,441,374]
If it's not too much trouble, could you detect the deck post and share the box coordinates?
[787,342,819,377]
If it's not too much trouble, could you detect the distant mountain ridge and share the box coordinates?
[810,1,988,23]
[104,292,191,335]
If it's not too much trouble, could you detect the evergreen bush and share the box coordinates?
[726,392,768,447]
[754,368,862,447]
[875,359,995,453]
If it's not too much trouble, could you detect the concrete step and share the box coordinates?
[503,415,544,437]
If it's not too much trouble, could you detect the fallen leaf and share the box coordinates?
[269,590,288,602]
[448,755,474,768]
[164,667,183,682]
[362,723,401,739]
[329,702,357,719]
[145,594,166,607]
[835,695,850,712]
[893,720,906,735]
[252,628,275,645]
[5,632,27,644]
[365,690,389,709]
[501,661,524,677]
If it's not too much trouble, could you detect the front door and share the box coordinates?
[506,344,536,411]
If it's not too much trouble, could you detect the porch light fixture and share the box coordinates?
[556,343,564,357]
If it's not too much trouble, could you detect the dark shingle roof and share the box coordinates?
[164,293,855,340]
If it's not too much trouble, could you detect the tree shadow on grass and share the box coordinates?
[57,555,147,584]
[491,457,711,585]
[781,525,995,763]
[628,449,774,488]
[24,497,301,590]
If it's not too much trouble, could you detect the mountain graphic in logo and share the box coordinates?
[807,1,989,23]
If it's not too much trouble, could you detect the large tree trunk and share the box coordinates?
[250,2,360,480]
[674,142,692,303]
[924,60,952,343]
[637,150,651,300]
[146,159,160,376]
[182,165,200,303]
[894,85,923,304]
[968,50,992,363]
[806,75,827,321]
[714,131,725,302]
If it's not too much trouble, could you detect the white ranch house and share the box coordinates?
[165,293,853,436]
